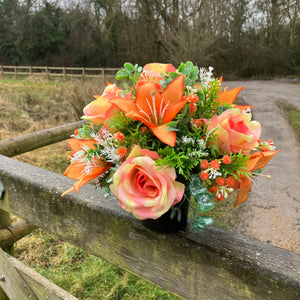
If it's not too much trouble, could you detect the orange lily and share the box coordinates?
[217,86,254,111]
[110,75,188,146]
[234,150,280,207]
[62,138,110,196]
[82,83,122,125]
[218,86,244,105]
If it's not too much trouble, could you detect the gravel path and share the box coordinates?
[224,80,300,253]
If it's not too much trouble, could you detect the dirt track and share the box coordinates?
[224,80,300,253]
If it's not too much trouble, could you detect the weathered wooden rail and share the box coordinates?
[0,120,86,157]
[0,65,120,79]
[0,154,300,299]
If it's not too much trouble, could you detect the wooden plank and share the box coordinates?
[1,66,15,69]
[0,209,11,300]
[30,66,47,70]
[0,248,77,300]
[0,247,39,299]
[0,155,299,300]
[0,121,86,157]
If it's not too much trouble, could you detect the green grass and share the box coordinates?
[15,230,180,300]
[276,101,300,143]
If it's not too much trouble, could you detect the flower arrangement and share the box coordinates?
[63,62,279,231]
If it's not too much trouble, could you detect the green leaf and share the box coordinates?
[103,187,110,197]
[198,216,214,226]
[169,72,180,78]
[197,202,215,212]
[77,128,85,136]
[124,62,135,72]
[191,217,214,232]
[83,125,93,137]
[170,207,178,220]
[177,208,182,222]
[195,193,212,204]
[165,127,179,131]
[106,177,114,183]
[116,69,130,80]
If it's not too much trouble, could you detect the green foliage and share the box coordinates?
[116,63,143,94]
[177,61,199,86]
[76,124,101,139]
[220,152,251,180]
[0,1,299,76]
[161,61,199,89]
[194,78,223,119]
[156,140,207,179]
[108,111,161,149]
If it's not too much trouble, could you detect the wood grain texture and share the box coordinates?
[0,248,77,300]
[0,155,299,300]
[0,246,39,299]
[0,120,85,157]
[0,209,11,300]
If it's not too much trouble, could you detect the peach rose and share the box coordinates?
[207,108,261,154]
[143,63,176,77]
[138,63,177,90]
[82,83,122,125]
[109,146,185,219]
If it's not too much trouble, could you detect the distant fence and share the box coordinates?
[0,65,120,78]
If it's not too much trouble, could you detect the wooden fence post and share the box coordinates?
[63,67,66,79]
[0,66,3,77]
[14,66,17,79]
[29,66,32,76]
[45,66,49,79]
[0,209,12,300]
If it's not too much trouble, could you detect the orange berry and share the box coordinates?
[209,186,218,194]
[200,160,209,169]
[187,94,199,103]
[222,155,231,164]
[114,132,125,141]
[216,194,224,201]
[189,103,197,114]
[226,176,235,187]
[193,119,202,128]
[141,126,147,133]
[210,160,220,169]
[216,177,225,186]
[117,147,127,158]
[200,171,209,181]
